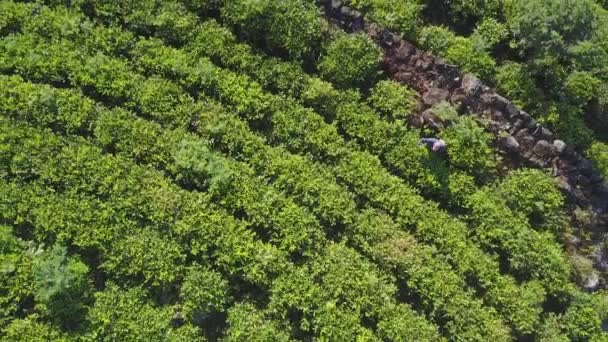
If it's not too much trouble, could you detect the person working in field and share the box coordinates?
[419,137,447,154]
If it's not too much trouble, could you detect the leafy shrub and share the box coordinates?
[588,142,608,178]
[88,284,179,341]
[444,0,502,23]
[440,116,496,178]
[505,0,598,58]
[418,25,454,54]
[224,302,291,342]
[471,18,509,51]
[318,32,381,89]
[368,0,422,40]
[495,62,539,110]
[447,171,477,207]
[542,102,594,149]
[498,169,565,233]
[562,292,608,341]
[565,71,602,104]
[444,36,496,81]
[430,101,459,122]
[367,80,418,119]
[569,40,608,76]
[174,138,233,192]
[418,26,496,80]
[31,245,90,327]
[1,317,68,341]
[181,265,230,324]
[222,0,325,61]
[102,229,186,289]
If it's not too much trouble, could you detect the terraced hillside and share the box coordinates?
[0,1,607,341]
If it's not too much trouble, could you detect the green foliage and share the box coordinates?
[498,169,566,233]
[495,62,539,110]
[367,80,418,119]
[440,116,496,178]
[430,100,459,122]
[442,0,502,23]
[318,32,381,89]
[224,302,291,342]
[418,26,496,80]
[174,137,233,192]
[2,1,605,340]
[361,0,422,40]
[542,102,595,149]
[312,303,379,341]
[465,187,571,296]
[561,292,608,341]
[588,142,608,178]
[87,284,182,341]
[506,0,598,58]
[102,229,186,289]
[180,265,230,324]
[31,245,90,327]
[1,317,71,342]
[565,71,602,104]
[222,0,325,61]
[471,18,509,51]
[375,304,445,342]
[569,41,608,79]
[447,171,477,206]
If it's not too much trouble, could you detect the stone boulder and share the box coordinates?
[553,140,567,154]
[422,88,450,106]
[499,135,520,153]
[532,140,555,159]
[461,74,482,97]
[420,108,445,130]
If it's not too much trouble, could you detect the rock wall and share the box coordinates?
[319,0,608,280]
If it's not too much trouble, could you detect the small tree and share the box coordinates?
[505,0,598,58]
[31,245,90,329]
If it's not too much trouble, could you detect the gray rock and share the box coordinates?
[500,135,520,152]
[340,5,354,17]
[514,128,529,140]
[416,58,433,72]
[591,171,604,184]
[331,0,342,11]
[461,74,482,96]
[394,44,415,61]
[408,114,424,128]
[532,139,555,158]
[540,127,553,139]
[578,158,593,175]
[519,111,531,122]
[553,139,567,154]
[450,88,467,104]
[422,88,450,106]
[556,176,573,192]
[520,136,537,150]
[420,109,445,130]
[505,101,519,118]
[584,271,601,291]
[513,119,525,129]
[492,94,510,111]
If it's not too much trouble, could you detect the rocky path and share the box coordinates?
[319,0,608,283]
